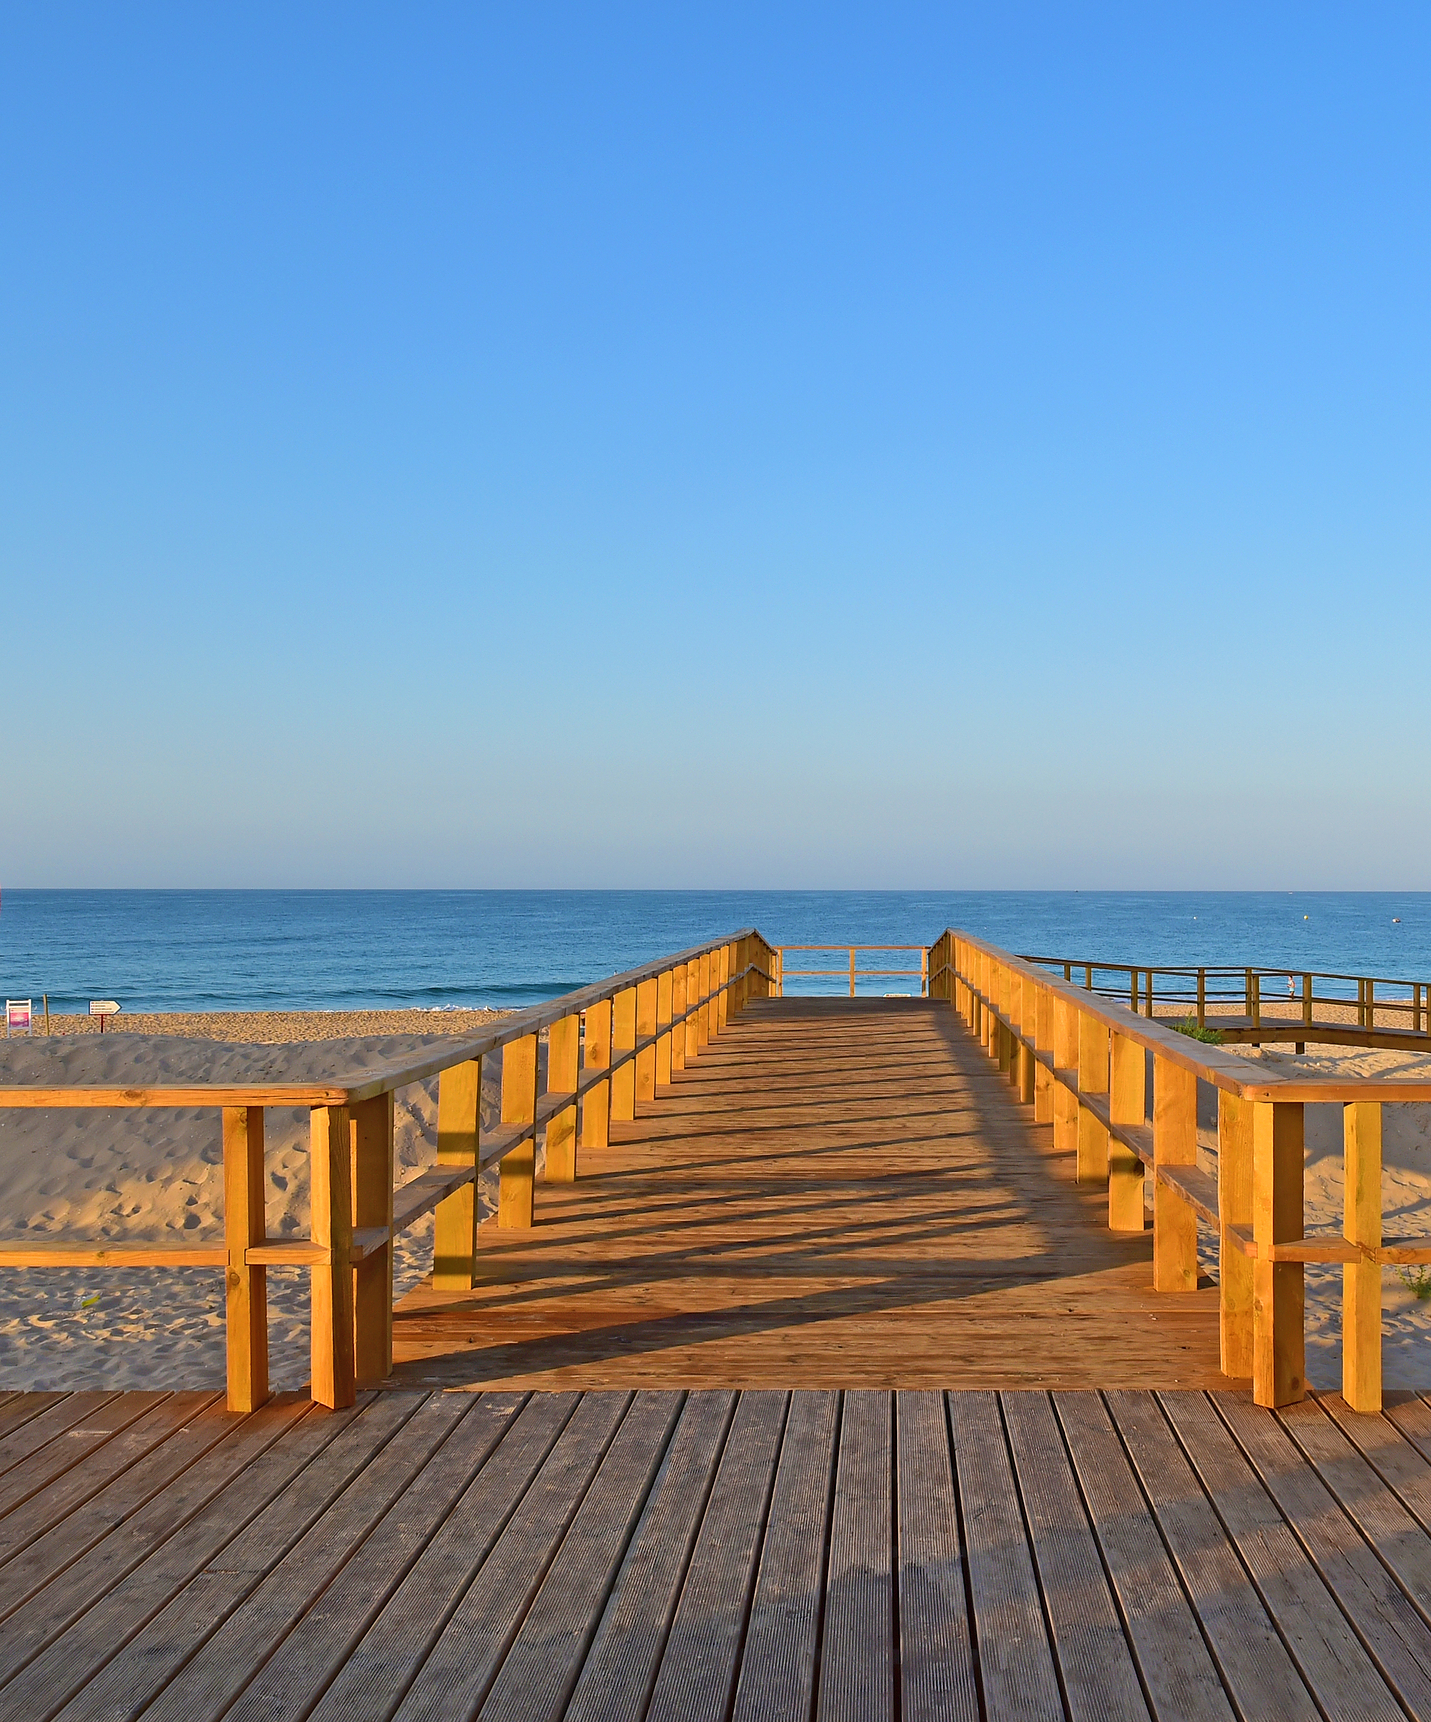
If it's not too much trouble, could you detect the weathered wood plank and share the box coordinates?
[389,1392,632,1722]
[895,1392,978,1722]
[564,1392,735,1722]
[0,1391,174,1523]
[0,1393,120,1482]
[731,1391,838,1722]
[816,1390,893,1722]
[1000,1391,1146,1721]
[1055,1391,1235,1720]
[643,1390,787,1722]
[947,1391,1064,1719]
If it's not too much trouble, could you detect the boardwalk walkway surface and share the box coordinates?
[7,1383,1431,1719]
[391,997,1224,1390]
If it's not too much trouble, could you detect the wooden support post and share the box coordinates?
[1197,969,1206,1029]
[1033,983,1053,1124]
[1076,1011,1109,1185]
[351,1093,394,1385]
[1153,1056,1198,1289]
[1052,993,1077,1158]
[671,964,688,1072]
[1218,1091,1253,1377]
[1252,1100,1306,1408]
[635,977,658,1105]
[686,958,702,1058]
[716,944,731,1032]
[1108,1033,1145,1232]
[546,1013,580,1182]
[655,970,673,1086]
[849,947,857,998]
[1303,973,1313,1031]
[1343,1101,1382,1413]
[310,1104,355,1410]
[611,986,637,1121]
[434,1059,481,1289]
[695,954,711,1051]
[581,999,612,1149]
[223,1104,269,1413]
[498,1033,538,1228]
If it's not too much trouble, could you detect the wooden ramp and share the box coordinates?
[7,1382,1431,1719]
[391,997,1225,1390]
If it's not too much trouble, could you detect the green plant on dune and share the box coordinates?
[1173,1016,1225,1045]
[1398,1265,1431,1301]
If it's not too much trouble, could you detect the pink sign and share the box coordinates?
[5,1000,32,1035]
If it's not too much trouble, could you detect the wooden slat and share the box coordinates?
[894,1392,978,1722]
[731,1391,838,1722]
[245,1240,331,1266]
[139,1394,476,1722]
[563,1392,735,1722]
[477,1392,684,1722]
[394,1165,476,1234]
[643,1391,787,1722]
[18,1394,409,1721]
[0,1392,164,1521]
[1155,1163,1219,1225]
[1159,1392,1404,1721]
[1055,1391,1236,1719]
[1105,1390,1318,1717]
[0,1394,66,1446]
[1215,1391,1431,1714]
[816,1390,893,1722]
[1000,1391,1146,1721]
[0,1246,227,1268]
[0,1393,120,1483]
[387,1392,632,1721]
[946,1392,1064,1719]
[308,1392,579,1722]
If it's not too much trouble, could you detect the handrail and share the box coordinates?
[927,927,1431,1419]
[774,944,929,998]
[0,928,777,1415]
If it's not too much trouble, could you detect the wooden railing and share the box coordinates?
[0,930,775,1413]
[928,929,1431,1413]
[774,945,928,997]
[1018,954,1431,1048]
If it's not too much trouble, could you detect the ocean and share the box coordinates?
[1,890,1429,1014]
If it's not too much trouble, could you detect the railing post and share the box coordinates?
[687,957,703,1056]
[1145,970,1155,1019]
[635,977,658,1105]
[1052,993,1077,1159]
[352,1093,394,1385]
[1016,974,1035,1105]
[223,1104,269,1413]
[611,986,638,1120]
[1251,972,1261,1030]
[655,969,674,1086]
[1252,1100,1306,1407]
[498,1033,538,1228]
[997,964,1012,1075]
[1197,969,1206,1029]
[546,1012,580,1182]
[434,1058,481,1289]
[1108,1033,1145,1231]
[1033,981,1052,1123]
[1343,1101,1382,1412]
[849,948,857,998]
[1245,968,1253,1024]
[1217,1091,1253,1378]
[310,1104,355,1410]
[582,999,612,1149]
[1152,1056,1197,1288]
[671,966,688,1072]
[921,946,929,998]
[716,944,732,1031]
[698,953,714,1050]
[1076,1011,1109,1185]
[1303,974,1313,1031]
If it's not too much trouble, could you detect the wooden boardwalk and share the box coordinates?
[391,997,1225,1390]
[8,1382,1431,1718]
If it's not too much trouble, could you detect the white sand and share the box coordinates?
[0,1020,515,1391]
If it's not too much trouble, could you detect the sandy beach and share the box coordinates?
[4,1009,1431,1393]
[0,1012,514,1391]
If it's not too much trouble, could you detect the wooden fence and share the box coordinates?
[929,930,1431,1413]
[1019,953,1431,1048]
[0,931,775,1414]
[773,945,928,997]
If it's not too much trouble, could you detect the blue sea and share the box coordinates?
[1,890,1429,1014]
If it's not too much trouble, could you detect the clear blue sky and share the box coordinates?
[4,4,1428,889]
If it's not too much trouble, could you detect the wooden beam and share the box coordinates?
[498,1034,538,1229]
[433,1058,481,1290]
[1252,1100,1305,1408]
[1343,1101,1382,1413]
[1218,1091,1253,1379]
[655,970,673,1087]
[1108,1032,1145,1232]
[611,987,637,1122]
[1153,1056,1198,1290]
[546,1013,580,1183]
[351,1093,394,1386]
[635,978,658,1106]
[1076,1010,1110,1186]
[223,1104,269,1414]
[582,998,612,1150]
[310,1104,356,1410]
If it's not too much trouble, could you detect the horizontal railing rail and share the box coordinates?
[1017,953,1431,1043]
[774,944,929,998]
[927,929,1431,1416]
[0,929,777,1414]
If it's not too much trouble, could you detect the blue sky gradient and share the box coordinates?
[4,4,1428,887]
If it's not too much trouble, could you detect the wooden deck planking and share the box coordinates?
[5,1388,1431,1717]
[390,998,1226,1392]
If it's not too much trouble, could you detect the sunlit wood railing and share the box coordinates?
[1017,953,1431,1048]
[0,930,775,1413]
[773,945,928,997]
[928,929,1431,1414]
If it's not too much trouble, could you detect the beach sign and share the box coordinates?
[5,1000,32,1037]
[89,1000,120,1033]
